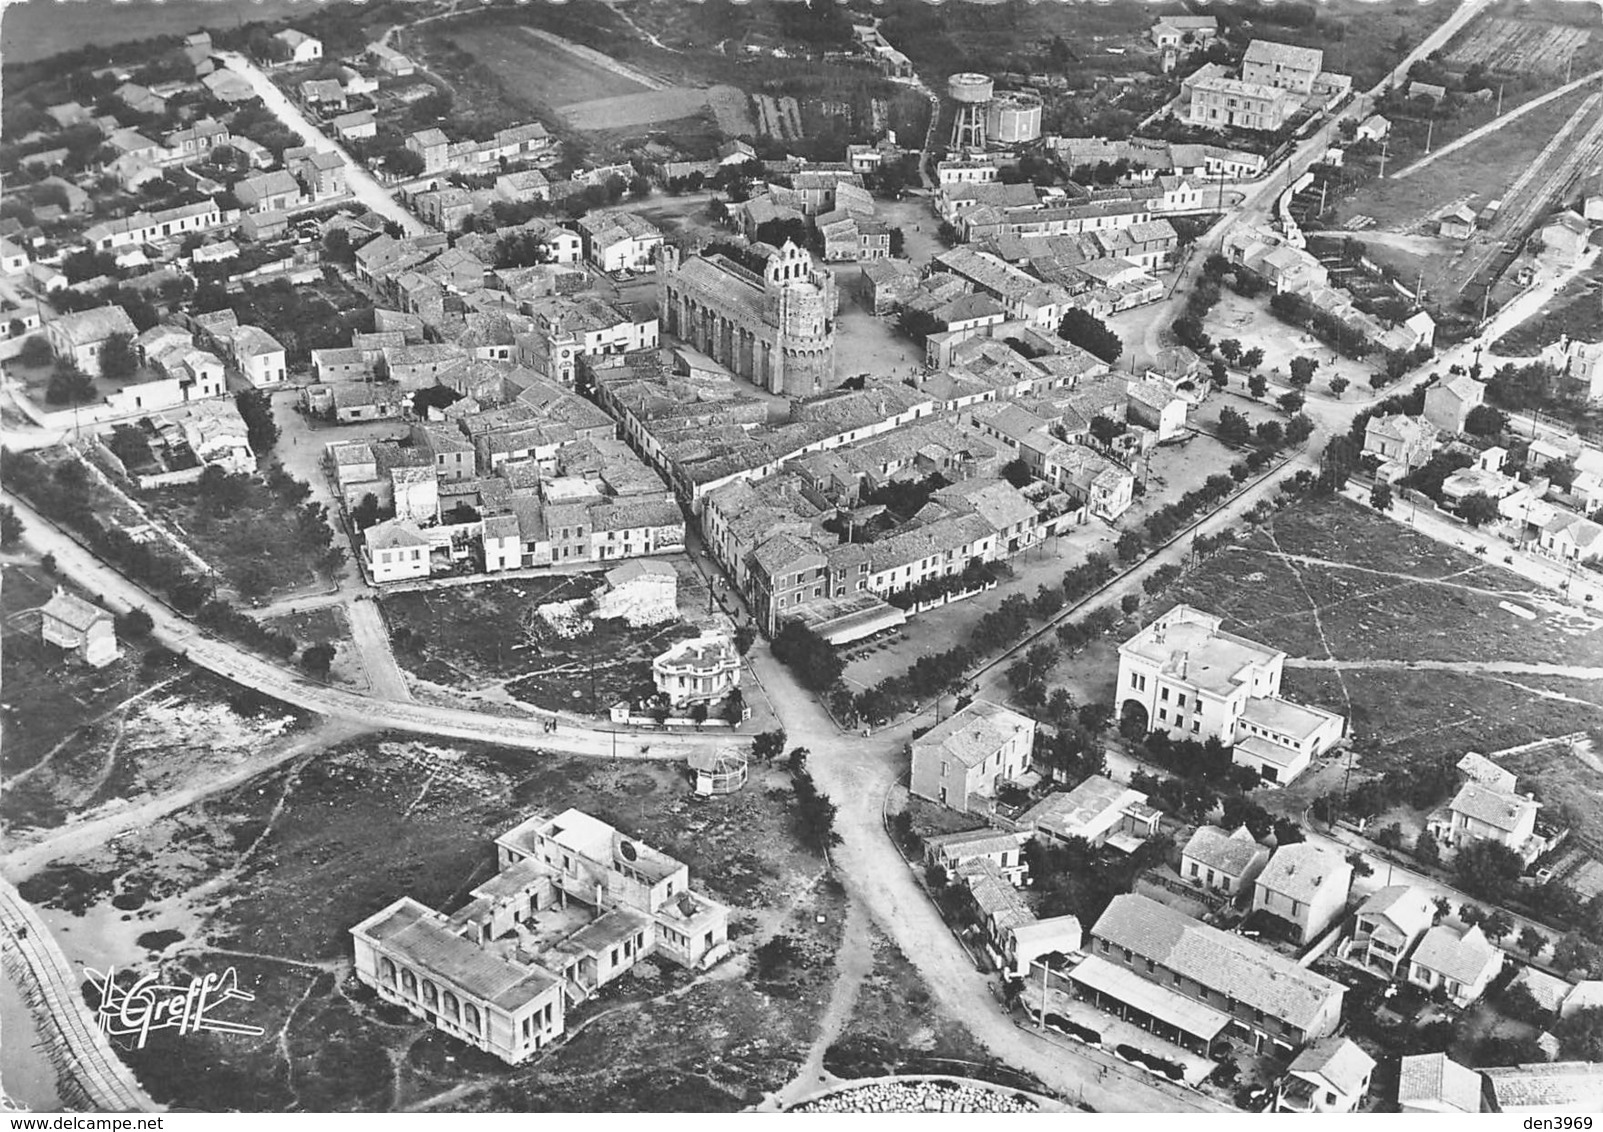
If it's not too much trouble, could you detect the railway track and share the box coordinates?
[1457,91,1603,299]
[0,878,162,1113]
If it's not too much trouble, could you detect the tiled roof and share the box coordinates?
[355,898,557,1010]
[1412,924,1501,986]
[1449,781,1537,832]
[1288,1037,1375,1098]
[1398,1053,1483,1113]
[1483,1062,1603,1111]
[41,589,111,632]
[1181,825,1266,878]
[912,699,1034,769]
[1356,885,1434,941]
[1244,39,1323,71]
[1091,894,1344,1032]
[1257,842,1350,905]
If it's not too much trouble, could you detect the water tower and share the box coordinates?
[948,72,994,151]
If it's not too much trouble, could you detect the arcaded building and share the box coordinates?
[658,239,838,397]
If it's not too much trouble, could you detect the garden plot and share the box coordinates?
[1448,17,1590,76]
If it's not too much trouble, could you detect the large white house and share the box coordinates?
[1252,842,1352,945]
[1116,604,1346,783]
[651,632,741,706]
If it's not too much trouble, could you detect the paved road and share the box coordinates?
[3,494,743,762]
[218,51,428,238]
[0,877,162,1113]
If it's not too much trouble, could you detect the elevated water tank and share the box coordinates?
[948,73,995,104]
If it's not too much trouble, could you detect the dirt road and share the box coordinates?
[2,494,745,762]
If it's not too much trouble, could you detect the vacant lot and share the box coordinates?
[142,477,328,602]
[15,733,834,1111]
[823,925,1012,1085]
[380,564,713,714]
[1492,263,1603,355]
[0,561,305,837]
[263,604,367,690]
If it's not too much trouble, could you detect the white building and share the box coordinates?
[274,29,322,64]
[364,519,431,583]
[40,588,118,667]
[651,632,741,706]
[1252,842,1353,945]
[1116,604,1346,783]
[228,325,287,388]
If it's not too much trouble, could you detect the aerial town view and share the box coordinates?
[4,0,1603,1117]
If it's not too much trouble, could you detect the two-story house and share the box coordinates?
[1252,842,1353,945]
[909,699,1037,814]
[1351,885,1435,978]
[364,519,431,583]
[1180,824,1270,896]
[924,829,1029,885]
[1276,1038,1376,1114]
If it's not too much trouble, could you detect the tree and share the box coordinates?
[1088,415,1127,448]
[1328,376,1349,397]
[1465,404,1508,437]
[1369,370,1390,391]
[771,620,842,692]
[1414,830,1440,866]
[18,336,52,367]
[690,701,709,727]
[1247,374,1267,399]
[1433,895,1452,921]
[1454,838,1525,903]
[1001,458,1034,489]
[733,624,757,656]
[1371,482,1393,512]
[1217,407,1251,446]
[46,363,96,405]
[1482,908,1515,945]
[1121,593,1140,614]
[1543,458,1578,493]
[235,389,279,454]
[1209,359,1228,388]
[1553,933,1603,978]
[1285,414,1314,445]
[1218,338,1242,365]
[301,641,336,678]
[0,504,21,548]
[1229,461,1249,483]
[1272,818,1305,846]
[1240,347,1265,371]
[752,728,787,761]
[116,607,155,638]
[1277,390,1305,415]
[1057,308,1123,364]
[1255,420,1284,447]
[1287,356,1318,388]
[1459,491,1499,528]
[1346,850,1373,878]
[723,688,746,726]
[1116,531,1145,564]
[351,492,382,531]
[888,227,905,255]
[1518,925,1546,958]
[1555,1006,1603,1060]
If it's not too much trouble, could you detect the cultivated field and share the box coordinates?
[1448,16,1591,76]
[560,88,717,131]
[13,733,837,1111]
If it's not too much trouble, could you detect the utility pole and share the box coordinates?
[1425,117,1435,155]
[1377,136,1389,181]
[1496,83,1504,118]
